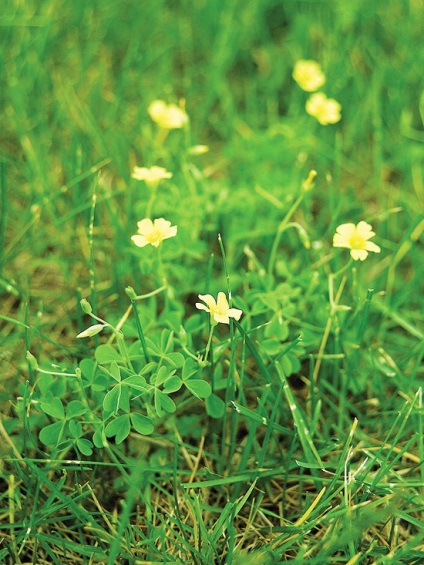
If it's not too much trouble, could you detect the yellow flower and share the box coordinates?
[131,165,172,188]
[293,60,326,92]
[131,218,177,248]
[196,292,243,325]
[306,92,341,125]
[188,145,209,155]
[333,221,381,261]
[148,100,188,129]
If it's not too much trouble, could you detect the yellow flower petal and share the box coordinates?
[131,234,149,248]
[356,221,375,238]
[350,249,368,261]
[195,303,210,312]
[227,308,243,321]
[197,294,217,310]
[365,241,381,253]
[137,218,154,233]
[214,313,230,324]
[216,292,230,311]
[335,223,356,236]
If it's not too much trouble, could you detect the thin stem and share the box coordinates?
[0,160,7,276]
[313,275,347,384]
[130,299,150,363]
[36,367,78,378]
[332,257,354,280]
[156,246,167,287]
[203,324,215,365]
[129,285,167,301]
[268,192,305,275]
[88,179,98,315]
[145,189,157,218]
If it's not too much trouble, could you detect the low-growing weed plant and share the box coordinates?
[1,1,423,563]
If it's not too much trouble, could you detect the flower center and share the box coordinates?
[147,228,163,245]
[348,233,366,250]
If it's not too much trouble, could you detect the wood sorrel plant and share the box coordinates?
[23,286,245,457]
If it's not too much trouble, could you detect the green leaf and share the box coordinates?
[40,397,65,420]
[279,354,293,376]
[124,375,148,392]
[185,379,211,399]
[162,376,182,393]
[164,352,185,368]
[66,400,87,418]
[155,390,176,417]
[130,412,154,435]
[103,385,121,415]
[260,338,281,356]
[92,373,109,392]
[182,357,199,381]
[155,365,174,386]
[39,422,64,446]
[95,344,122,364]
[233,320,272,384]
[105,415,131,444]
[265,314,289,341]
[79,358,97,382]
[68,420,82,438]
[76,438,94,456]
[93,426,107,449]
[109,361,121,382]
[184,314,203,334]
[206,394,226,418]
[118,386,130,413]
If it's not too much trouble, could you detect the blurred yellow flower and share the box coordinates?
[131,218,177,248]
[188,145,209,155]
[306,93,341,125]
[196,292,242,325]
[131,165,172,188]
[293,60,325,92]
[148,100,188,129]
[333,221,381,261]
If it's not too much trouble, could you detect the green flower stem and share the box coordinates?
[156,246,167,287]
[127,285,167,301]
[203,323,215,365]
[155,127,169,148]
[81,304,134,370]
[115,332,134,372]
[145,189,157,218]
[332,257,354,280]
[0,160,7,277]
[268,192,305,275]
[182,345,201,362]
[88,183,98,321]
[129,299,150,363]
[35,367,78,378]
[313,275,347,384]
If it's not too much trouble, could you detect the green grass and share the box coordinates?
[1,0,424,563]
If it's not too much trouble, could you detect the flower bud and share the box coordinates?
[76,324,105,339]
[302,170,317,192]
[26,351,38,371]
[125,286,137,300]
[80,299,92,314]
